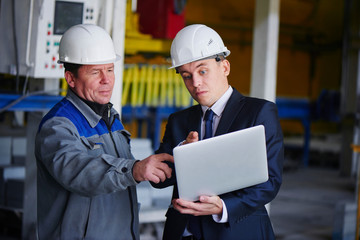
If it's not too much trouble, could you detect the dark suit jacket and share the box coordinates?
[152,89,284,240]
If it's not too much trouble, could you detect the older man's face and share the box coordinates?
[66,63,115,104]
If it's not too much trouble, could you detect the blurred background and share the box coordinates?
[0,0,359,239]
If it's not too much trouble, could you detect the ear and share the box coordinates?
[222,59,230,77]
[65,71,75,88]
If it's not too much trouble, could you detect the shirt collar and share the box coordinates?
[66,89,119,128]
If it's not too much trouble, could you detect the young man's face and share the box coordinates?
[66,63,115,104]
[177,58,230,107]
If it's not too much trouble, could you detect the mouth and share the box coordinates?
[195,90,207,96]
[99,88,111,92]
[99,90,112,95]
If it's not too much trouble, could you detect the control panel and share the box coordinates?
[0,0,100,78]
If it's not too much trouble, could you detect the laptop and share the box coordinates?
[173,125,268,201]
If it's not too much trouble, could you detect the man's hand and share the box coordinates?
[132,153,174,183]
[183,131,199,144]
[172,195,223,217]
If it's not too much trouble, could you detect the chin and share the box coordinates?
[196,99,209,106]
[97,99,110,104]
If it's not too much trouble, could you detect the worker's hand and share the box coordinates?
[172,195,223,217]
[183,131,199,145]
[132,153,174,183]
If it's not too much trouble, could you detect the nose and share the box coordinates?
[192,75,202,87]
[100,71,111,84]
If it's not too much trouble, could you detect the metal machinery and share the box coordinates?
[0,0,99,79]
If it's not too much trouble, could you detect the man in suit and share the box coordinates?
[151,24,284,240]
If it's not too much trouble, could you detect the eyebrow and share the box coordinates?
[179,62,208,74]
[195,63,207,69]
[89,65,114,71]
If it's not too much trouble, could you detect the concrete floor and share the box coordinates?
[270,167,356,240]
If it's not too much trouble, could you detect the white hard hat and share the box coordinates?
[170,24,230,69]
[58,24,120,65]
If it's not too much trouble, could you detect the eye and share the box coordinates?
[199,70,207,75]
[182,74,191,80]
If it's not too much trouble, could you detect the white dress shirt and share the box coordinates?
[200,86,233,223]
[182,87,233,238]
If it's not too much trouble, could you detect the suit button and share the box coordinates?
[121,167,128,173]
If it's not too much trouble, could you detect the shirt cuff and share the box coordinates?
[212,199,228,223]
[177,140,186,146]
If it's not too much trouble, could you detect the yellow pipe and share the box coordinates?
[145,65,153,106]
[137,65,146,106]
[160,66,167,106]
[174,72,182,107]
[167,67,174,106]
[130,65,139,106]
[152,66,160,106]
[122,66,133,105]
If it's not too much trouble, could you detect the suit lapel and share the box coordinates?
[215,89,245,136]
[187,104,202,134]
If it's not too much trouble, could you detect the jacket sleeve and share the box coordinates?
[151,106,202,193]
[223,101,284,226]
[150,113,179,189]
[35,116,138,197]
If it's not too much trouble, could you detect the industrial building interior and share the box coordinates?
[0,0,359,239]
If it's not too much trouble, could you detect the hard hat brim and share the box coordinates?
[58,54,121,65]
[169,50,230,69]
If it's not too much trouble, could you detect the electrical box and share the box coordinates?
[137,0,185,39]
[0,0,99,78]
